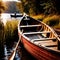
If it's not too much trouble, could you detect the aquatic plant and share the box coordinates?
[4,19,19,42]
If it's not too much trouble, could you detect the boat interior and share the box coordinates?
[20,16,60,52]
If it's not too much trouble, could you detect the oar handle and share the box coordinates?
[8,29,23,60]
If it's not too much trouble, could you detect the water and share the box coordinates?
[0,41,36,60]
[1,13,23,25]
[14,45,36,60]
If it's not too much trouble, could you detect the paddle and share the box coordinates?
[8,29,23,60]
[8,13,27,60]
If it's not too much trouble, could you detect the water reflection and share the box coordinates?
[0,41,36,60]
[14,46,36,60]
[4,45,8,60]
[1,13,22,25]
[0,44,4,60]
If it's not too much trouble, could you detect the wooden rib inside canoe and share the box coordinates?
[20,25,41,28]
[23,31,51,35]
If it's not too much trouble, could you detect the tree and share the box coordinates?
[16,0,37,15]
[0,1,6,16]
[17,0,59,15]
[40,0,56,15]
[17,2,24,13]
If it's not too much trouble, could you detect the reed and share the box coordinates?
[0,20,4,45]
[43,15,60,28]
[4,19,19,42]
[0,19,19,58]
[0,19,19,46]
[31,14,45,21]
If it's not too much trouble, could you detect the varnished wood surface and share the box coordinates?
[18,15,60,60]
[20,25,41,28]
[23,31,51,35]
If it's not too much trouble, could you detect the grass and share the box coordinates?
[31,14,45,21]
[0,19,19,57]
[32,14,60,28]
[4,19,19,41]
[0,19,19,46]
[53,22,60,28]
[0,21,4,45]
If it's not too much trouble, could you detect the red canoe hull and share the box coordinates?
[18,33,60,60]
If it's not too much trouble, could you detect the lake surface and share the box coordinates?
[1,13,22,25]
[0,40,36,60]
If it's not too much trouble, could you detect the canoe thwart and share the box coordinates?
[31,37,56,42]
[23,31,51,35]
[20,25,41,28]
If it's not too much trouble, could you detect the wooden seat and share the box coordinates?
[34,40,57,48]
[20,25,41,28]
[31,37,56,42]
[23,31,51,35]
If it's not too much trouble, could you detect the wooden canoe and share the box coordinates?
[18,15,60,60]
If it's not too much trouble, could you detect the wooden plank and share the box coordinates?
[20,25,41,28]
[46,45,57,47]
[34,40,57,48]
[23,31,51,35]
[32,37,56,42]
[48,47,58,51]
